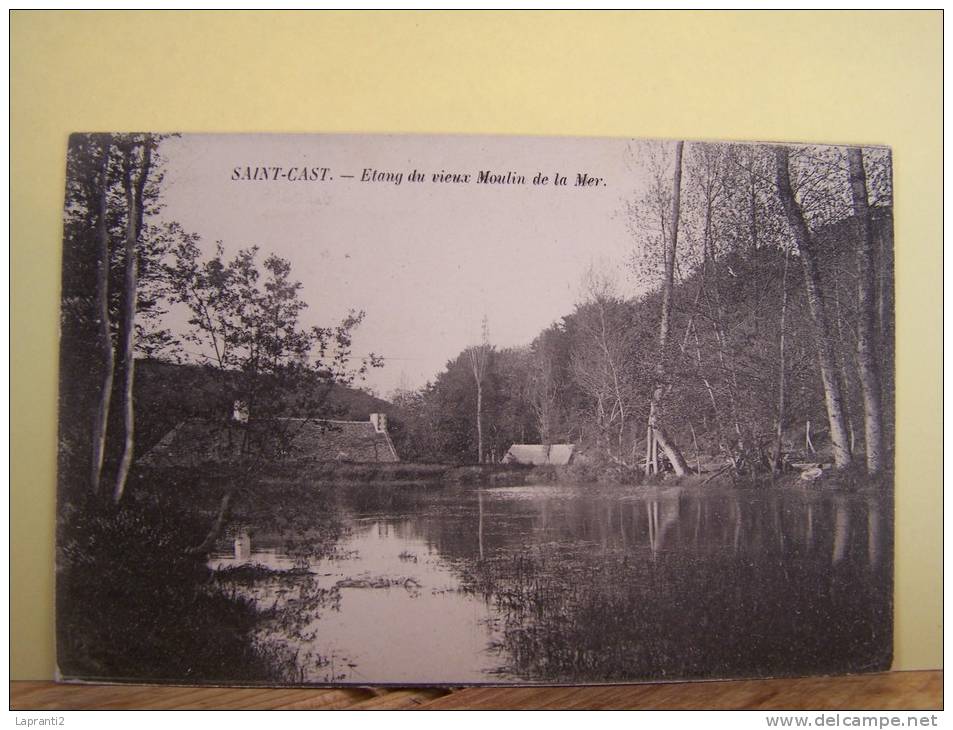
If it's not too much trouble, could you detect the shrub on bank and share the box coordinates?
[56,490,280,683]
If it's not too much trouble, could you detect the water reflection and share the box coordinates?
[212,518,504,683]
[234,530,251,561]
[211,483,891,684]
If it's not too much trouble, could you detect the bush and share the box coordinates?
[56,492,280,683]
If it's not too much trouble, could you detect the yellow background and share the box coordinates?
[11,10,942,679]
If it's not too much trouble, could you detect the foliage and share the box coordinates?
[56,489,279,682]
[56,472,354,684]
[163,237,382,464]
[393,141,893,478]
[58,133,173,503]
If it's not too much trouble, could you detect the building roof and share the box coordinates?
[502,444,575,466]
[142,417,399,467]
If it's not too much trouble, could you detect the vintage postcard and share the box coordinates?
[56,132,893,685]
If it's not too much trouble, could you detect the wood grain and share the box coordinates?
[10,671,941,710]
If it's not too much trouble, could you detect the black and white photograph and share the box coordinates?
[55,132,894,686]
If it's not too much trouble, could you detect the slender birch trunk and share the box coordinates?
[689,421,702,475]
[748,154,759,250]
[468,323,489,464]
[772,248,790,473]
[774,146,852,469]
[90,139,114,495]
[113,136,153,503]
[646,141,689,476]
[847,147,886,475]
[475,381,484,463]
[702,197,742,441]
[831,277,857,457]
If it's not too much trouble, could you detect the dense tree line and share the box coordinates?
[392,142,893,480]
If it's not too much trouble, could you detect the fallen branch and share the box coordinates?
[701,464,732,485]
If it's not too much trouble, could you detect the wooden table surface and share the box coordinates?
[10,671,942,710]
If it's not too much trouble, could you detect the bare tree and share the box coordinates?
[645,141,690,476]
[113,135,155,503]
[772,246,791,473]
[847,147,886,475]
[466,317,491,463]
[774,146,852,469]
[530,328,561,447]
[89,138,114,495]
[689,143,745,457]
[570,271,638,466]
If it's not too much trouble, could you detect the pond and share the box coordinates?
[209,483,892,685]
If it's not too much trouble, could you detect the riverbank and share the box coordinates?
[136,458,886,494]
[138,460,551,489]
[55,489,289,684]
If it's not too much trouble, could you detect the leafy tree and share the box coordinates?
[528,324,573,446]
[486,346,539,459]
[165,237,380,551]
[391,344,539,464]
[430,350,491,463]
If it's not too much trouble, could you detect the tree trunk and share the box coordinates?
[749,161,759,249]
[189,485,236,555]
[702,197,743,442]
[476,381,483,463]
[847,147,886,476]
[689,421,702,475]
[772,247,790,474]
[113,137,153,503]
[691,319,730,465]
[645,141,689,476]
[467,321,490,465]
[644,424,653,474]
[90,140,114,495]
[774,146,852,469]
[831,276,857,458]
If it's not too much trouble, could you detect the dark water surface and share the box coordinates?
[210,484,892,684]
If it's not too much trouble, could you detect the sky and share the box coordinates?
[156,133,663,397]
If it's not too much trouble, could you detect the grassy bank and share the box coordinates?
[139,459,648,488]
[56,471,347,684]
[134,457,881,502]
[141,460,547,488]
[56,491,282,683]
[136,459,831,493]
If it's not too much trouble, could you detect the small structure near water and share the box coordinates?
[501,444,575,466]
[142,410,399,467]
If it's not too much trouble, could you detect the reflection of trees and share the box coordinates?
[407,488,891,682]
[210,482,353,682]
[212,562,350,683]
[221,485,890,683]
